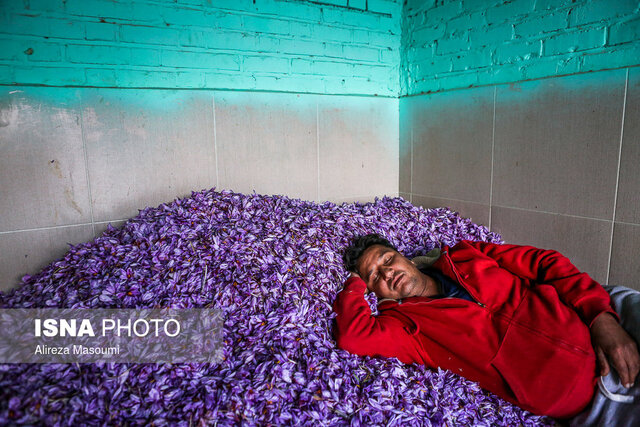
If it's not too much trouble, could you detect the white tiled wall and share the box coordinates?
[0,88,399,291]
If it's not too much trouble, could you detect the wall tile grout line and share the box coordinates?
[0,222,98,235]
[79,106,96,236]
[0,219,131,236]
[606,67,628,285]
[409,126,413,198]
[489,204,615,224]
[213,93,220,188]
[411,193,492,208]
[316,102,320,202]
[489,86,496,231]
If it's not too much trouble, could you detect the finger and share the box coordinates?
[610,349,631,387]
[596,347,610,377]
[609,348,631,388]
[626,345,640,387]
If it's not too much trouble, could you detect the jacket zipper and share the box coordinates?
[441,249,486,308]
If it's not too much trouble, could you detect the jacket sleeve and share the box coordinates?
[463,240,617,327]
[332,276,425,365]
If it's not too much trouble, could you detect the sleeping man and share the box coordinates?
[333,234,640,422]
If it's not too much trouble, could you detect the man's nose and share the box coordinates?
[381,266,394,280]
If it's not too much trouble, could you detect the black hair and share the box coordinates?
[343,234,397,274]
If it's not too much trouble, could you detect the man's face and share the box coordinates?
[356,244,426,300]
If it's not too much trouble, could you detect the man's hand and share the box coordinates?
[348,272,370,293]
[590,312,640,388]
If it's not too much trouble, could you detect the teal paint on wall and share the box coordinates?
[402,0,640,95]
[0,0,402,96]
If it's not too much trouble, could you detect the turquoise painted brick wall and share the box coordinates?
[0,0,401,96]
[402,0,640,95]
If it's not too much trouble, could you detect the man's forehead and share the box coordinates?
[357,245,394,271]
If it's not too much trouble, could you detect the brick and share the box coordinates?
[288,21,313,39]
[445,12,486,36]
[175,70,206,88]
[522,54,580,80]
[181,29,258,51]
[312,24,353,43]
[66,44,130,65]
[412,57,453,76]
[26,42,63,62]
[380,48,398,64]
[581,44,640,71]
[367,30,398,48]
[432,70,479,91]
[495,41,540,64]
[206,31,258,52]
[206,10,245,31]
[320,0,348,7]
[478,63,524,85]
[425,1,462,23]
[85,67,118,86]
[161,50,240,70]
[405,0,435,16]
[1,14,52,38]
[380,13,401,33]
[462,0,502,12]
[85,22,118,41]
[0,38,30,62]
[534,0,571,12]
[609,18,640,46]
[342,45,380,62]
[291,58,354,75]
[14,66,85,85]
[120,25,180,46]
[514,11,568,38]
[47,18,86,40]
[355,63,390,80]
[128,47,161,67]
[243,56,289,73]
[348,0,367,10]
[276,38,326,56]
[406,45,436,63]
[179,29,208,48]
[242,15,290,36]
[322,8,381,30]
[22,0,66,13]
[204,72,257,90]
[469,24,513,47]
[325,40,347,58]
[156,6,212,27]
[368,0,400,15]
[450,48,492,70]
[485,0,535,24]
[64,0,133,21]
[569,0,638,27]
[411,24,446,44]
[116,69,176,87]
[0,65,13,84]
[126,3,165,24]
[437,35,469,54]
[544,28,606,55]
[249,1,323,22]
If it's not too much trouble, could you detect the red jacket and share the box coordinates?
[333,240,618,418]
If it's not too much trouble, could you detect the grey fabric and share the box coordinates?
[570,285,640,427]
[411,248,441,269]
